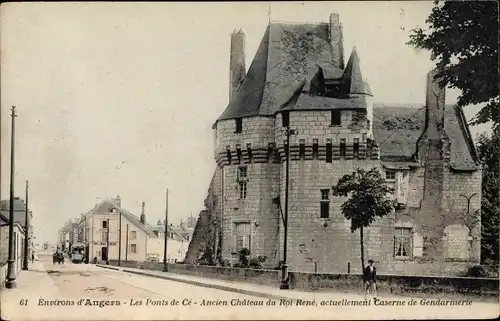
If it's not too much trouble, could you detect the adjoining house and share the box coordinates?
[0,213,26,288]
[188,13,482,276]
[65,196,189,263]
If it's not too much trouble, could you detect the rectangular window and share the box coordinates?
[326,140,332,163]
[234,222,251,253]
[236,145,242,163]
[395,228,412,258]
[299,139,305,160]
[237,166,247,181]
[102,220,107,228]
[340,139,346,158]
[312,139,319,159]
[239,182,247,199]
[282,111,290,127]
[235,118,242,133]
[130,231,137,240]
[353,138,359,158]
[101,232,107,243]
[386,170,396,180]
[320,189,330,218]
[130,244,137,253]
[331,110,342,126]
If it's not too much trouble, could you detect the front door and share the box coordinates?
[101,247,107,261]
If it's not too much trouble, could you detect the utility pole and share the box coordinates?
[6,106,18,289]
[22,181,29,270]
[280,126,297,290]
[118,209,122,266]
[106,218,110,265]
[163,189,169,272]
[125,224,129,261]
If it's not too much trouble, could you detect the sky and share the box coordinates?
[0,2,492,244]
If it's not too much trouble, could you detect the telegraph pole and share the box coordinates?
[163,189,169,272]
[106,218,110,265]
[280,126,297,290]
[125,224,129,261]
[118,210,122,266]
[22,181,29,270]
[6,106,18,289]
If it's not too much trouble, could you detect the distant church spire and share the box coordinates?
[268,6,272,24]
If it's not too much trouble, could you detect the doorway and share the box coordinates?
[101,247,108,261]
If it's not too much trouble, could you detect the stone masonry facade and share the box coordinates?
[187,13,482,276]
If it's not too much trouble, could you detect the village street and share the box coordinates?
[0,254,497,320]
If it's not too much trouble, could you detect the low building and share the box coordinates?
[149,222,189,263]
[0,213,26,287]
[0,198,33,256]
[74,196,190,263]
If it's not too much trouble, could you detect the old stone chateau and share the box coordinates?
[185,13,482,275]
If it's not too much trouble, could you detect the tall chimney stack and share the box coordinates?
[140,202,146,224]
[424,69,446,140]
[329,13,345,70]
[229,29,246,102]
[421,69,446,213]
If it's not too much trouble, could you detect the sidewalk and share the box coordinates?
[96,264,406,302]
[1,261,59,298]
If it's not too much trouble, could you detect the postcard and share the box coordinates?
[1,1,498,320]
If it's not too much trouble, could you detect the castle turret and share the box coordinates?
[342,47,374,137]
[229,30,246,102]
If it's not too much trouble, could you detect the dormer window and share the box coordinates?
[331,111,341,126]
[282,112,290,127]
[235,118,242,133]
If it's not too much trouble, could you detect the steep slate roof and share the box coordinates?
[341,47,372,96]
[217,22,348,122]
[373,104,479,171]
[90,199,156,236]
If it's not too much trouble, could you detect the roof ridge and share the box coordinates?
[270,20,328,26]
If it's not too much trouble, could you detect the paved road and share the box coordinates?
[1,255,497,320]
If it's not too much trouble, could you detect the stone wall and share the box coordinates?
[105,260,498,298]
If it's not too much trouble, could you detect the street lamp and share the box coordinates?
[6,106,18,289]
[280,126,298,290]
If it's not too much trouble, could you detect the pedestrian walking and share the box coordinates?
[31,252,34,263]
[363,259,377,299]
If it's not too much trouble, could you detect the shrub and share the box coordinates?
[463,265,488,278]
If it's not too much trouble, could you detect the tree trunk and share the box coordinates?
[360,225,365,272]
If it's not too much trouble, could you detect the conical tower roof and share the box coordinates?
[341,47,372,96]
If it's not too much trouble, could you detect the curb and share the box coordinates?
[96,265,292,301]
[96,264,120,271]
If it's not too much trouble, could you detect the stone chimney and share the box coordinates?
[424,69,446,140]
[112,195,121,208]
[140,202,146,224]
[229,29,246,102]
[421,69,446,212]
[329,13,345,70]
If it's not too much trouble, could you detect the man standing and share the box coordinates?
[363,259,377,299]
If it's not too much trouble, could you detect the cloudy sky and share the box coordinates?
[1,2,491,244]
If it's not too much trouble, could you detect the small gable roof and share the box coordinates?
[90,199,156,236]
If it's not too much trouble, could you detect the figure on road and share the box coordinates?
[363,259,377,299]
